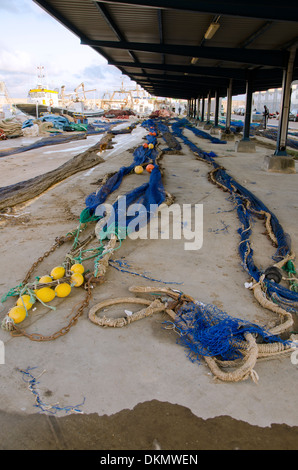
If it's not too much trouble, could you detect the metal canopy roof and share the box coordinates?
[34,0,298,99]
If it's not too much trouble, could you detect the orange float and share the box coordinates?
[146,164,155,173]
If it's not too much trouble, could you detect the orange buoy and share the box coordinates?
[146,164,155,173]
[143,143,149,148]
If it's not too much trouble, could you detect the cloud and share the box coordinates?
[0,0,28,14]
[0,0,44,16]
[58,63,137,100]
[0,0,141,99]
[0,48,34,74]
[82,64,113,81]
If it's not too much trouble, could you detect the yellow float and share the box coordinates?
[8,306,27,324]
[35,287,56,303]
[50,266,65,280]
[39,275,53,284]
[134,165,144,174]
[16,294,33,310]
[71,273,84,287]
[70,263,85,274]
[55,283,71,298]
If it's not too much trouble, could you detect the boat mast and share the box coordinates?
[36,65,47,89]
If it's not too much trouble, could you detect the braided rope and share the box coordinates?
[88,297,168,327]
[87,285,296,383]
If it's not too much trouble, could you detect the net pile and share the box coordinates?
[1,117,297,384]
[171,118,298,324]
[84,121,165,240]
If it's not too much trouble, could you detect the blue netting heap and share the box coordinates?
[171,119,219,163]
[84,120,165,239]
[85,127,158,214]
[181,119,227,144]
[171,118,298,309]
[213,168,292,278]
[154,120,182,151]
[98,165,165,240]
[174,301,289,363]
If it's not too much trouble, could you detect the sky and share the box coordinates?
[0,0,138,99]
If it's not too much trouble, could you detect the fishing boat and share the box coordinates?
[14,66,105,119]
[14,91,105,119]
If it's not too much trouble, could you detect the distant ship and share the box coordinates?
[14,99,105,119]
[14,66,105,119]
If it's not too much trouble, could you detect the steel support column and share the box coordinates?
[206,91,211,123]
[235,72,256,151]
[275,46,296,156]
[197,97,201,120]
[214,90,220,127]
[226,79,233,131]
[243,73,254,140]
[201,96,205,122]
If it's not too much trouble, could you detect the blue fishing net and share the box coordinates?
[84,117,298,311]
[171,117,298,310]
[183,120,227,144]
[170,117,226,144]
[38,114,71,130]
[174,301,289,363]
[171,119,218,162]
[85,150,158,214]
[213,167,292,279]
[97,165,165,240]
[84,119,165,239]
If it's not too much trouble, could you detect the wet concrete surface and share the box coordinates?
[1,400,298,450]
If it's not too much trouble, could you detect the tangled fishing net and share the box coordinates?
[1,117,297,384]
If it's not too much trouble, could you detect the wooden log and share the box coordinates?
[0,133,114,211]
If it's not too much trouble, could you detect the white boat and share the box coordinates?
[14,66,105,119]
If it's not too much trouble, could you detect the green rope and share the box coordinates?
[79,207,100,225]
[72,223,83,251]
[1,282,56,312]
[284,260,297,274]
[283,260,298,292]
[65,209,100,252]
[73,246,105,264]
[1,283,24,304]
[97,223,128,243]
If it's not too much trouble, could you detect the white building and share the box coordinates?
[253,81,298,114]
